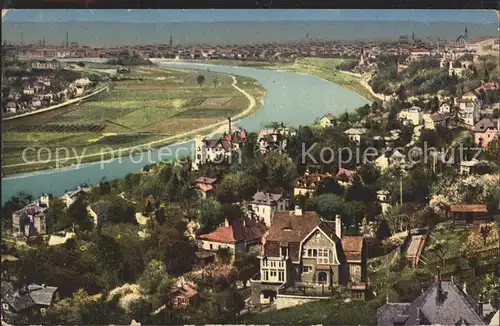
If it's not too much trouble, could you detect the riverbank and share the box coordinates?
[164,57,381,102]
[2,74,261,176]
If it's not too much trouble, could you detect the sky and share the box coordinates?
[2,9,499,24]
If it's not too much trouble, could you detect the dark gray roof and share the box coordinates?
[377,303,410,326]
[89,201,112,218]
[195,176,217,184]
[378,281,486,325]
[251,191,284,206]
[1,282,58,313]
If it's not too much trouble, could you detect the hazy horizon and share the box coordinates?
[2,10,498,46]
[2,21,498,46]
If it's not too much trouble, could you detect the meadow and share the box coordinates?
[2,66,265,174]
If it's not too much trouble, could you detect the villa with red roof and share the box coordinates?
[197,217,267,258]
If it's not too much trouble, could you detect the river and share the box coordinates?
[1,60,369,204]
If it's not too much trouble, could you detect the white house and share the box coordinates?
[456,99,480,128]
[397,106,423,126]
[344,128,369,144]
[192,130,247,171]
[250,191,288,227]
[257,126,290,154]
[61,185,91,208]
[438,102,452,115]
[376,190,391,215]
[23,87,35,95]
[423,113,445,130]
[319,114,339,128]
[459,158,480,175]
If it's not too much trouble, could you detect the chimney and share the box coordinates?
[224,219,229,228]
[294,205,303,216]
[335,215,342,239]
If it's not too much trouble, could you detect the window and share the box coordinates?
[2,303,9,311]
[209,243,213,250]
[278,270,285,282]
[281,246,288,258]
[302,266,312,273]
[263,270,269,281]
[312,249,318,257]
[270,271,277,277]
[262,259,268,267]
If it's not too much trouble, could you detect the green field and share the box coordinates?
[2,66,265,174]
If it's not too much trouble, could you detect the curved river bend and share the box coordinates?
[2,61,368,204]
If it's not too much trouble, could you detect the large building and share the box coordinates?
[192,128,247,171]
[250,207,367,306]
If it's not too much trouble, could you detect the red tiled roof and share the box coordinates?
[410,47,431,53]
[449,204,487,213]
[342,236,364,262]
[198,218,267,244]
[199,184,213,192]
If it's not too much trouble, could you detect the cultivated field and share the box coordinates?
[2,66,265,174]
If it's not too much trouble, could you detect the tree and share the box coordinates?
[309,194,344,220]
[197,198,223,234]
[66,197,93,234]
[45,197,67,233]
[258,152,297,191]
[108,198,136,224]
[314,177,344,196]
[216,172,258,204]
[234,252,259,288]
[216,247,233,265]
[376,219,391,241]
[138,259,170,295]
[196,75,205,87]
[479,223,493,246]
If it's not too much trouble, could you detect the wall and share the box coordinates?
[199,240,235,252]
[276,294,330,310]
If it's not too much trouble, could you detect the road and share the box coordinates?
[1,84,110,121]
[2,74,257,168]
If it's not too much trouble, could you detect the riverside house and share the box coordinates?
[250,207,367,308]
[12,195,51,237]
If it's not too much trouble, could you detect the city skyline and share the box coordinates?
[3,9,499,24]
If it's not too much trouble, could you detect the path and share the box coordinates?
[339,70,385,101]
[2,75,257,168]
[1,84,110,121]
